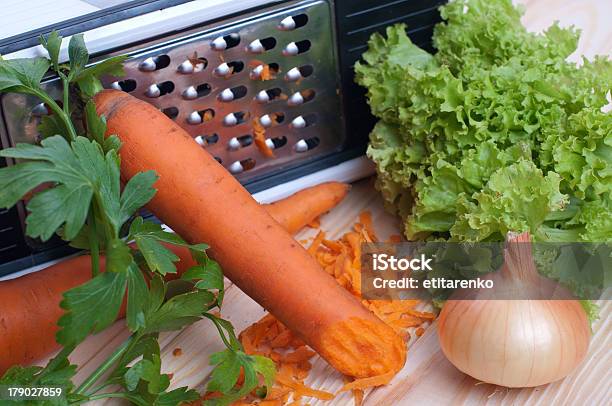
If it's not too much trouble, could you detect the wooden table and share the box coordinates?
[60,1,611,404]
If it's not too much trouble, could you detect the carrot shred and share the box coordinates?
[353,388,364,406]
[253,118,275,158]
[340,371,395,392]
[307,231,325,255]
[276,375,334,400]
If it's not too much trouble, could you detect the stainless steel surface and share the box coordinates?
[0,0,343,184]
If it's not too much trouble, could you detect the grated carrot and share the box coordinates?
[307,231,325,255]
[358,211,378,242]
[276,375,335,400]
[253,117,275,158]
[221,210,436,405]
[339,371,395,392]
[353,388,364,406]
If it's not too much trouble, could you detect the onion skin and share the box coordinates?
[437,232,591,388]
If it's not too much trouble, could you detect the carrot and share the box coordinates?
[94,89,405,378]
[265,182,349,235]
[0,182,348,374]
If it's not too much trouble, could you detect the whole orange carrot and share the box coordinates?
[95,89,405,378]
[265,182,350,234]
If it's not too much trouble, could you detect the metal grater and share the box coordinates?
[1,0,343,185]
[0,0,445,276]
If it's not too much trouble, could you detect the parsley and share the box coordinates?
[0,31,274,405]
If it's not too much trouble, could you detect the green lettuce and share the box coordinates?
[355,0,612,244]
[355,0,611,315]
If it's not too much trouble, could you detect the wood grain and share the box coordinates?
[40,0,611,404]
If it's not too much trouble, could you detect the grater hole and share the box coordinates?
[225,34,241,48]
[301,89,315,103]
[298,65,314,78]
[193,57,208,71]
[294,40,311,54]
[214,60,244,78]
[250,62,280,80]
[293,14,308,28]
[214,156,222,164]
[285,65,314,81]
[241,158,256,171]
[201,109,215,122]
[269,63,280,73]
[288,89,315,106]
[305,136,320,149]
[205,133,219,144]
[151,55,171,70]
[111,79,137,92]
[248,37,277,53]
[267,88,282,99]
[195,133,219,146]
[155,55,171,69]
[223,111,247,126]
[158,81,175,96]
[278,14,308,30]
[188,108,215,125]
[270,136,287,149]
[294,136,319,153]
[237,134,253,147]
[260,112,285,127]
[162,107,179,120]
[219,85,248,102]
[212,33,240,51]
[227,61,244,74]
[255,87,282,103]
[197,83,212,98]
[228,158,256,174]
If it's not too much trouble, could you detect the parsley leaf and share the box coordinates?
[75,55,128,97]
[39,31,62,70]
[57,271,127,346]
[67,34,89,79]
[119,172,158,223]
[129,217,207,275]
[205,350,276,406]
[0,136,113,240]
[144,290,215,333]
[0,57,49,93]
[126,263,149,331]
[182,259,224,304]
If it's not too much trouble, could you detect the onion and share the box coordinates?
[437,232,590,387]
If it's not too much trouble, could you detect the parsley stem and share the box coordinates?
[61,74,70,118]
[32,89,78,141]
[204,313,235,350]
[83,392,142,403]
[88,211,100,278]
[75,334,135,395]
